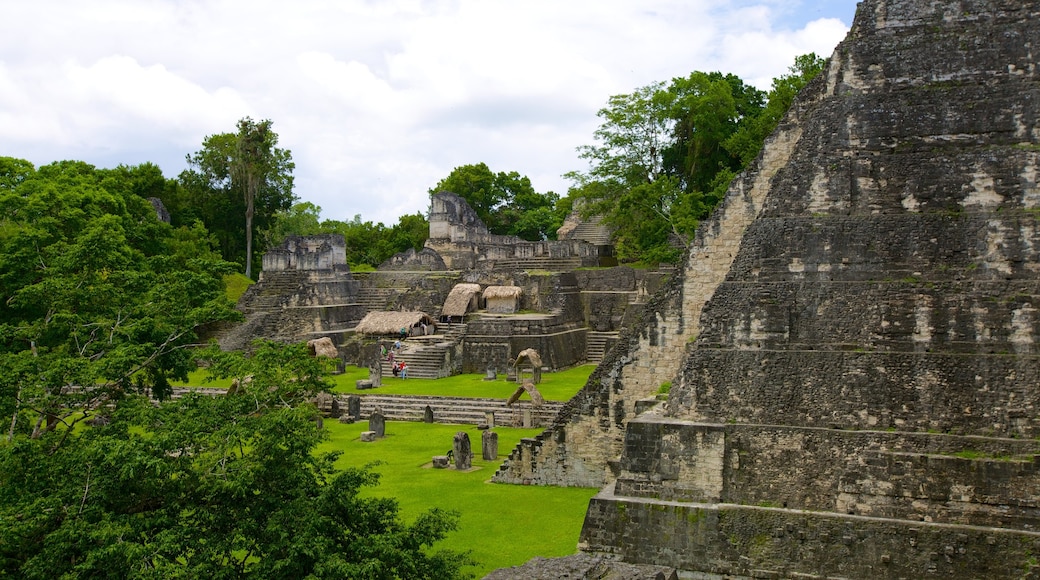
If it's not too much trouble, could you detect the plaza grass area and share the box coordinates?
[173,364,600,575]
[178,363,596,402]
[320,421,598,577]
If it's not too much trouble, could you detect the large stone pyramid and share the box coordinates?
[551,0,1040,577]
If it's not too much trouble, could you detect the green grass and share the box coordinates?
[333,364,594,401]
[319,420,598,577]
[177,365,595,402]
[223,273,254,303]
[171,364,599,576]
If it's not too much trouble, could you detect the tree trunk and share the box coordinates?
[245,193,254,279]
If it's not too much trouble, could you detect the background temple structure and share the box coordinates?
[492,0,1040,577]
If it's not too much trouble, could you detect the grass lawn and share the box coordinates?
[330,364,595,401]
[319,420,599,578]
[173,364,600,576]
[178,364,595,402]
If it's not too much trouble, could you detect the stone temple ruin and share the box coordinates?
[222,191,663,381]
[219,0,1040,575]
[493,0,1040,577]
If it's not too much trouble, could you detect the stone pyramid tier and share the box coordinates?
[572,0,1040,577]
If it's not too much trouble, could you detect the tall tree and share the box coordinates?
[182,118,295,278]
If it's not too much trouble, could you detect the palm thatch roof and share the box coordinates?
[482,285,522,300]
[354,311,434,335]
[441,283,482,318]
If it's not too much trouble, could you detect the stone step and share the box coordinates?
[586,331,619,364]
[344,393,564,428]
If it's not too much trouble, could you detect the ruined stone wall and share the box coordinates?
[613,419,1040,528]
[580,494,1040,578]
[261,234,347,272]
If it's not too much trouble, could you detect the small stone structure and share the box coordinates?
[425,191,600,271]
[452,431,472,470]
[360,431,377,442]
[431,455,450,468]
[306,337,338,359]
[423,405,434,423]
[481,430,498,461]
[368,409,385,438]
[218,234,363,351]
[506,379,544,407]
[262,234,346,272]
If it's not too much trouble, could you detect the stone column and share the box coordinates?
[369,409,385,438]
[424,405,435,423]
[482,430,498,461]
[453,431,472,470]
[346,395,361,421]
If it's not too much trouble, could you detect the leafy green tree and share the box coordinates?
[0,158,238,441]
[569,55,824,264]
[0,341,471,579]
[430,163,561,240]
[262,200,325,248]
[724,53,827,165]
[387,212,430,254]
[181,117,296,278]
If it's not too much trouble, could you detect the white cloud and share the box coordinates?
[0,0,859,226]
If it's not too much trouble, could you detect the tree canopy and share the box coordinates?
[429,163,563,241]
[0,341,471,579]
[0,159,469,577]
[0,157,238,435]
[567,54,826,265]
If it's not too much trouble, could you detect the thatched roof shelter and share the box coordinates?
[483,285,522,314]
[355,311,434,335]
[482,286,522,300]
[441,283,482,319]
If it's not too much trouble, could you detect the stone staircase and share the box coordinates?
[567,216,612,246]
[350,393,564,427]
[585,331,619,364]
[239,270,309,313]
[482,256,589,272]
[353,286,399,312]
[378,339,452,379]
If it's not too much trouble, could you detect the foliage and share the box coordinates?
[0,341,471,579]
[568,54,825,264]
[723,53,827,165]
[430,163,561,240]
[0,158,239,440]
[180,117,296,278]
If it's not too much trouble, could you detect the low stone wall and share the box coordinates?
[579,491,1040,579]
[613,419,1040,528]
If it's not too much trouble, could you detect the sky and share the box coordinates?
[0,0,860,226]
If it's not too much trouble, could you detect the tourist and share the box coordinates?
[399,327,408,340]
[400,361,408,379]
[392,361,400,377]
[380,343,387,359]
[393,339,402,351]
